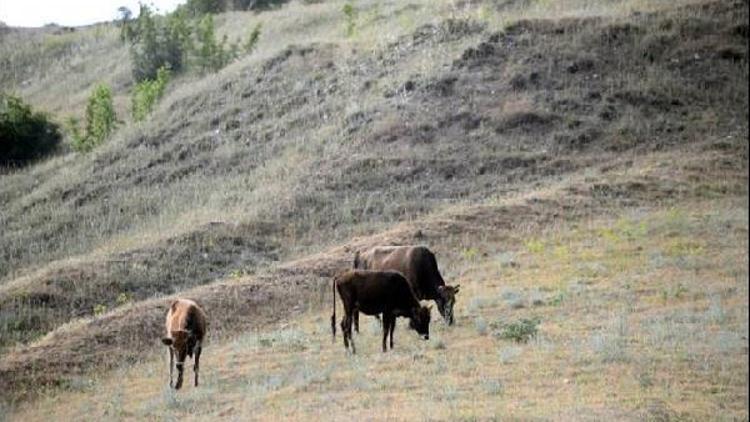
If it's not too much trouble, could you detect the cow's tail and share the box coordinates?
[331,276,337,341]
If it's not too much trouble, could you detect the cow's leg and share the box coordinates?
[389,316,396,350]
[168,347,174,388]
[341,318,349,349]
[347,313,356,354]
[382,313,394,352]
[353,310,360,333]
[193,340,202,387]
[175,361,184,390]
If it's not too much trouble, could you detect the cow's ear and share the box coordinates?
[454,284,460,294]
[161,338,173,346]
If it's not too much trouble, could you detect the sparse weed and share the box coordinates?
[461,247,481,262]
[497,346,523,364]
[467,296,496,314]
[706,295,727,325]
[495,251,518,269]
[474,317,488,336]
[342,2,357,37]
[482,378,504,395]
[501,289,525,310]
[591,314,629,363]
[548,291,565,306]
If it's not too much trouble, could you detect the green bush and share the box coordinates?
[0,93,61,166]
[495,317,540,343]
[132,66,171,122]
[68,84,117,152]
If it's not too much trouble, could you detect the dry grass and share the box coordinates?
[8,195,747,421]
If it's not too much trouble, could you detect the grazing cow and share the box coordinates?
[332,269,431,353]
[354,245,460,326]
[161,298,207,390]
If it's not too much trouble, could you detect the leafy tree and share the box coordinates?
[117,6,135,41]
[129,4,187,81]
[195,14,225,72]
[185,0,225,15]
[0,93,61,166]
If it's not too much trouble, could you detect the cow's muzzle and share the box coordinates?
[422,334,429,340]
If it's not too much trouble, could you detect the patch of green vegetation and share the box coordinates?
[132,66,171,122]
[67,84,117,152]
[524,238,546,254]
[494,317,540,343]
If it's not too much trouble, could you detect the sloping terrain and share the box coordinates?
[0,0,747,419]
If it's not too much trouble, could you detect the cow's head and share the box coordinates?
[162,329,192,365]
[436,284,460,325]
[409,305,432,340]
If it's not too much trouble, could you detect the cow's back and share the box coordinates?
[357,246,444,300]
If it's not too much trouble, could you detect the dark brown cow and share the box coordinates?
[161,298,207,389]
[354,245,460,325]
[332,270,431,353]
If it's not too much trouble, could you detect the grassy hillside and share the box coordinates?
[0,0,747,419]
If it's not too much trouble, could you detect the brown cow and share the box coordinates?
[354,245,460,325]
[161,298,207,390]
[332,269,431,353]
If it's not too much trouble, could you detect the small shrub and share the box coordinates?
[524,238,545,254]
[93,304,108,316]
[132,66,171,122]
[482,378,503,395]
[115,293,131,306]
[495,317,540,343]
[475,317,488,335]
[0,93,61,166]
[68,84,117,152]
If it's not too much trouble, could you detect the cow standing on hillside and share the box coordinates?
[332,269,431,353]
[161,298,207,390]
[353,245,460,326]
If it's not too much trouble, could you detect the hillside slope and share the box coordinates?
[0,0,747,418]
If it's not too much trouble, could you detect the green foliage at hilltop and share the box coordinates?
[125,4,260,81]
